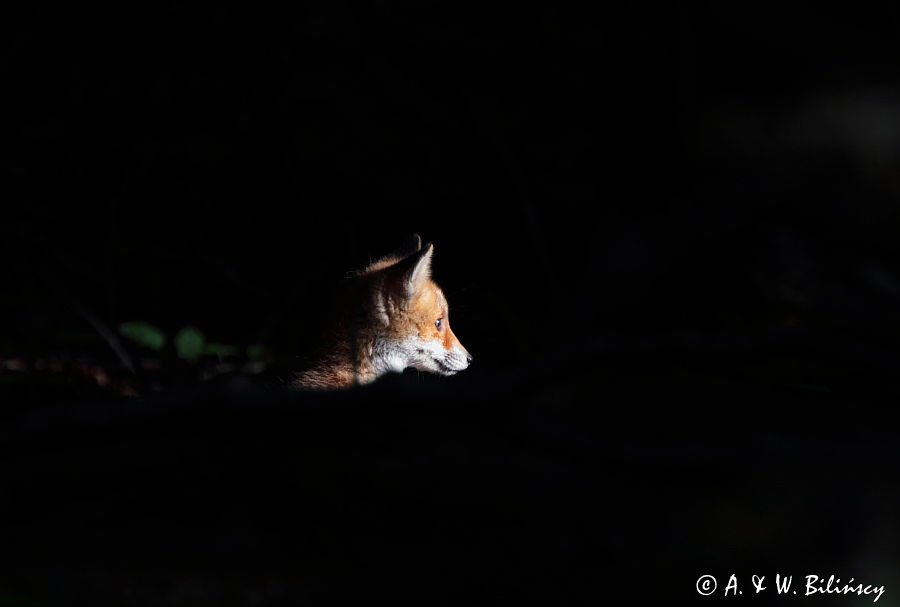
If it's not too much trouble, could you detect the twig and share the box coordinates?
[81,308,136,374]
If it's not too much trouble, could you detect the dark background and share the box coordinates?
[3,4,900,605]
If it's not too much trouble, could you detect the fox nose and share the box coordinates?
[465,353,473,365]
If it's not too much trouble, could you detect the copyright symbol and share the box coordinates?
[696,575,717,596]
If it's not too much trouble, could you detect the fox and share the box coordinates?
[293,234,472,390]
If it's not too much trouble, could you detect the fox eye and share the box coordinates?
[435,318,443,330]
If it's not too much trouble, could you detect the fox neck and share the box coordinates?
[370,337,409,376]
[293,326,407,390]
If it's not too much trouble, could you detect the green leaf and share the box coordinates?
[203,343,239,358]
[246,344,266,360]
[119,321,166,351]
[174,326,205,362]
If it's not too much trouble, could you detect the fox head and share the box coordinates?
[366,234,472,379]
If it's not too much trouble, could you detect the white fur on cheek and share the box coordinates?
[399,337,470,376]
[369,336,470,379]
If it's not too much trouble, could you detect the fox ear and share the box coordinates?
[406,233,423,254]
[394,242,433,298]
[383,233,422,262]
